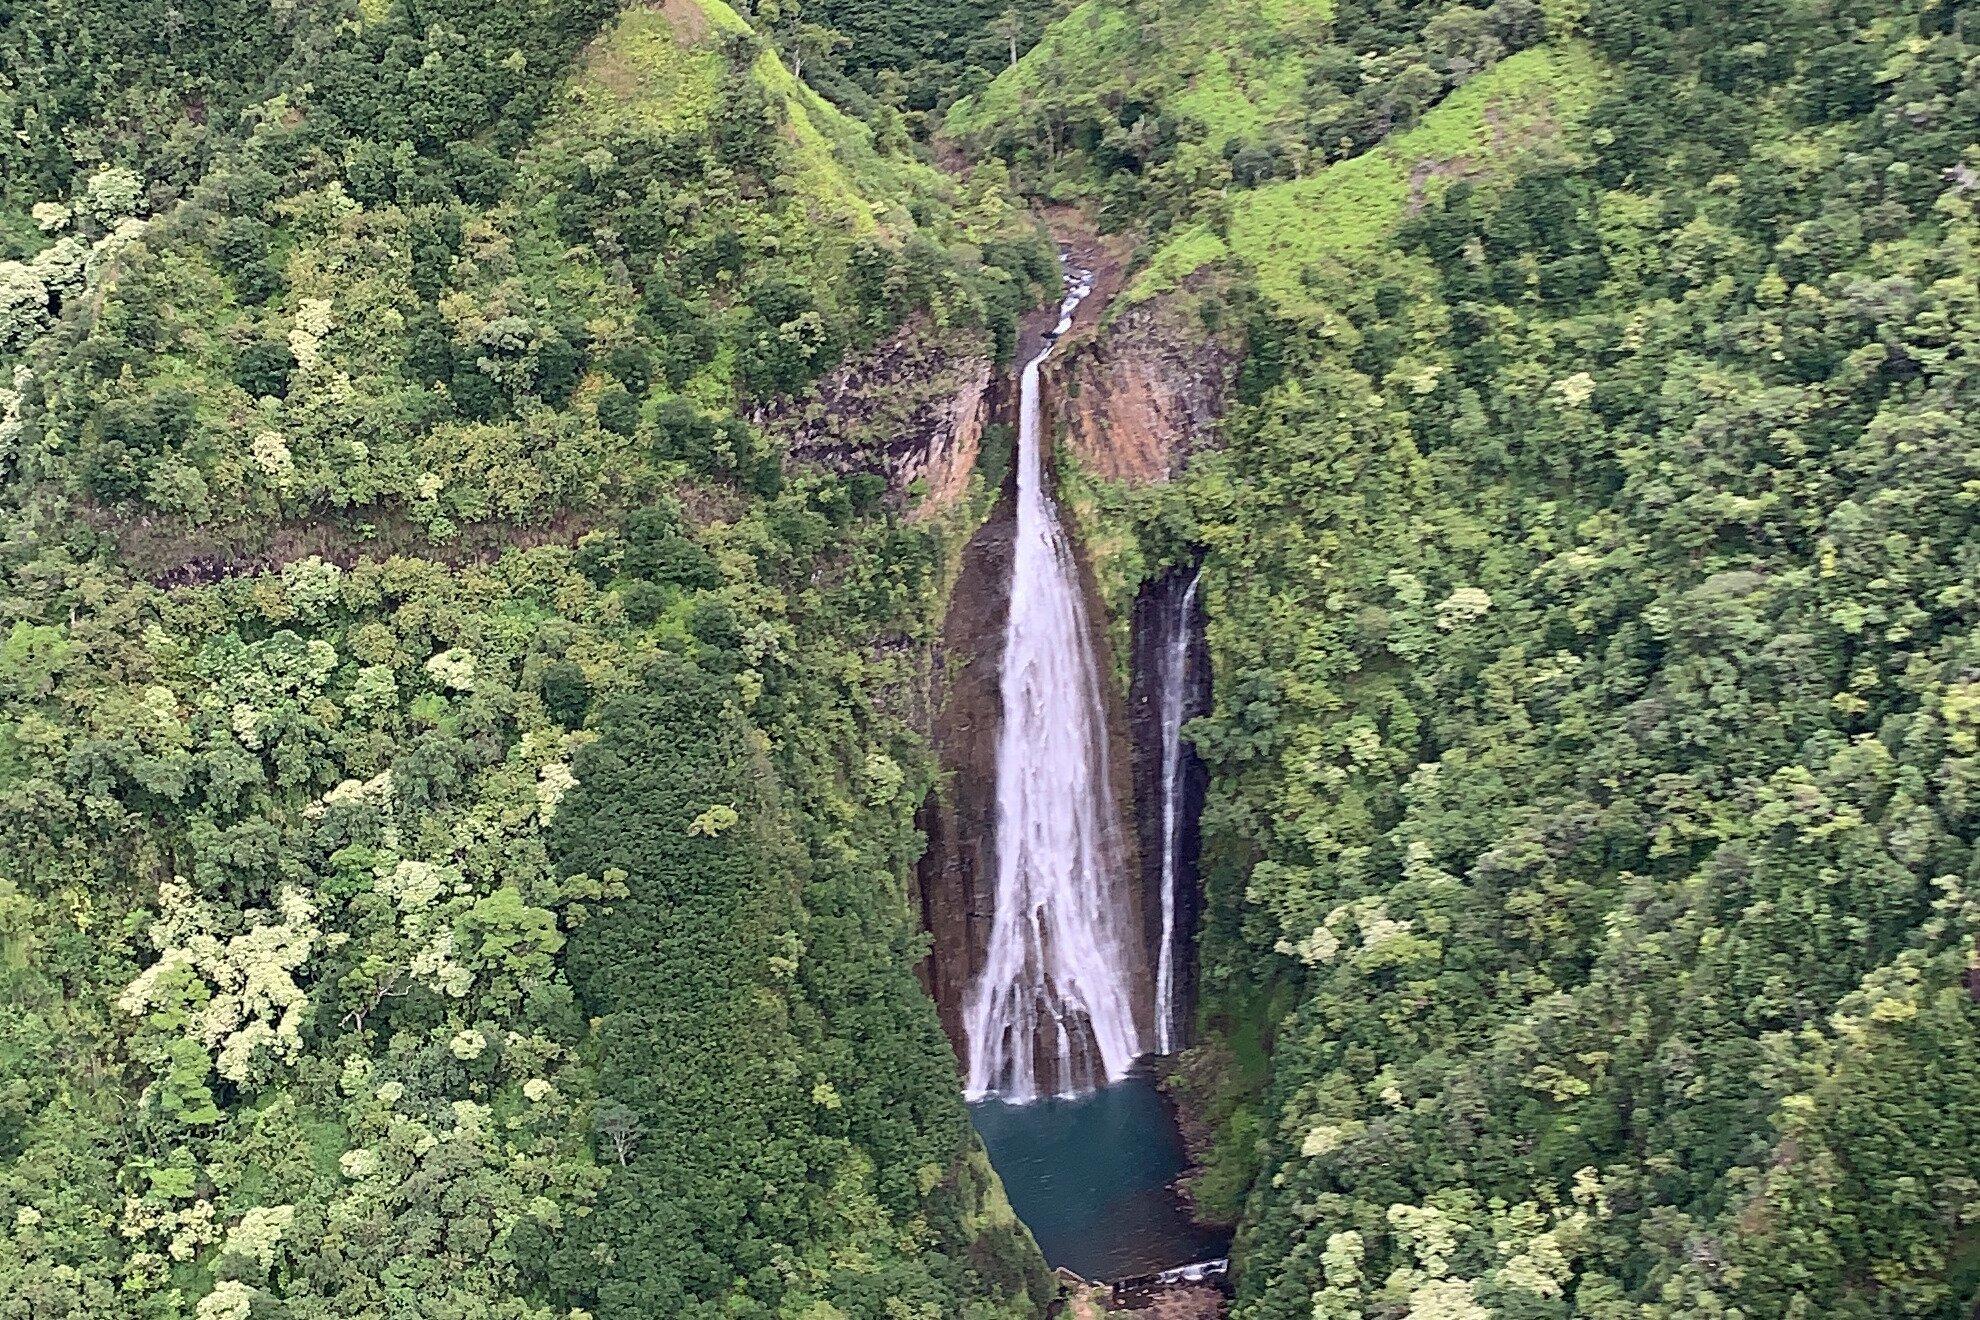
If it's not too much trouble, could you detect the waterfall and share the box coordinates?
[1153,567,1201,1056]
[964,269,1147,1102]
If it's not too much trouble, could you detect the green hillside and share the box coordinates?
[2,0,1976,1316]
[982,0,1980,1315]
[944,0,1558,232]
[1135,42,1610,313]
[0,1,1054,1315]
[949,0,1336,151]
[1,0,1044,546]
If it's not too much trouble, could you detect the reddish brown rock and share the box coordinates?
[759,319,994,518]
[1046,290,1241,486]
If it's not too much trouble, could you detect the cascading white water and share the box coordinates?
[964,269,1147,1102]
[1153,567,1201,1056]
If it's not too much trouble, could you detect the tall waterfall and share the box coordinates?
[963,270,1146,1102]
[1153,567,1201,1056]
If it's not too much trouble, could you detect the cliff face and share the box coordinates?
[1126,566,1212,1049]
[911,428,1016,1049]
[910,269,1239,1070]
[1046,291,1241,486]
[762,320,994,517]
[910,403,1152,1063]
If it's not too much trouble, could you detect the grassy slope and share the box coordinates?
[559,5,731,136]
[946,0,1141,134]
[946,0,1336,149]
[547,0,944,239]
[1133,42,1611,313]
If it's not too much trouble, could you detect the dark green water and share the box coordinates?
[969,1070,1229,1279]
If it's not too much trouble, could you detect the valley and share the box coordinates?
[0,0,1974,1317]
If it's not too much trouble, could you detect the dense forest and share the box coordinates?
[961,0,1977,1314]
[0,0,1056,1315]
[3,0,1976,1317]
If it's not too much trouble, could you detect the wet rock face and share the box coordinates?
[758,319,993,517]
[913,371,1149,1069]
[911,460,1016,1049]
[1128,565,1212,1049]
[1046,292,1241,486]
[914,271,1238,1070]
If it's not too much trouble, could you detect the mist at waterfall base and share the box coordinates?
[961,263,1224,1279]
[971,1069,1228,1280]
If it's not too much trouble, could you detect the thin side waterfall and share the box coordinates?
[1153,566,1201,1056]
[964,269,1146,1102]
